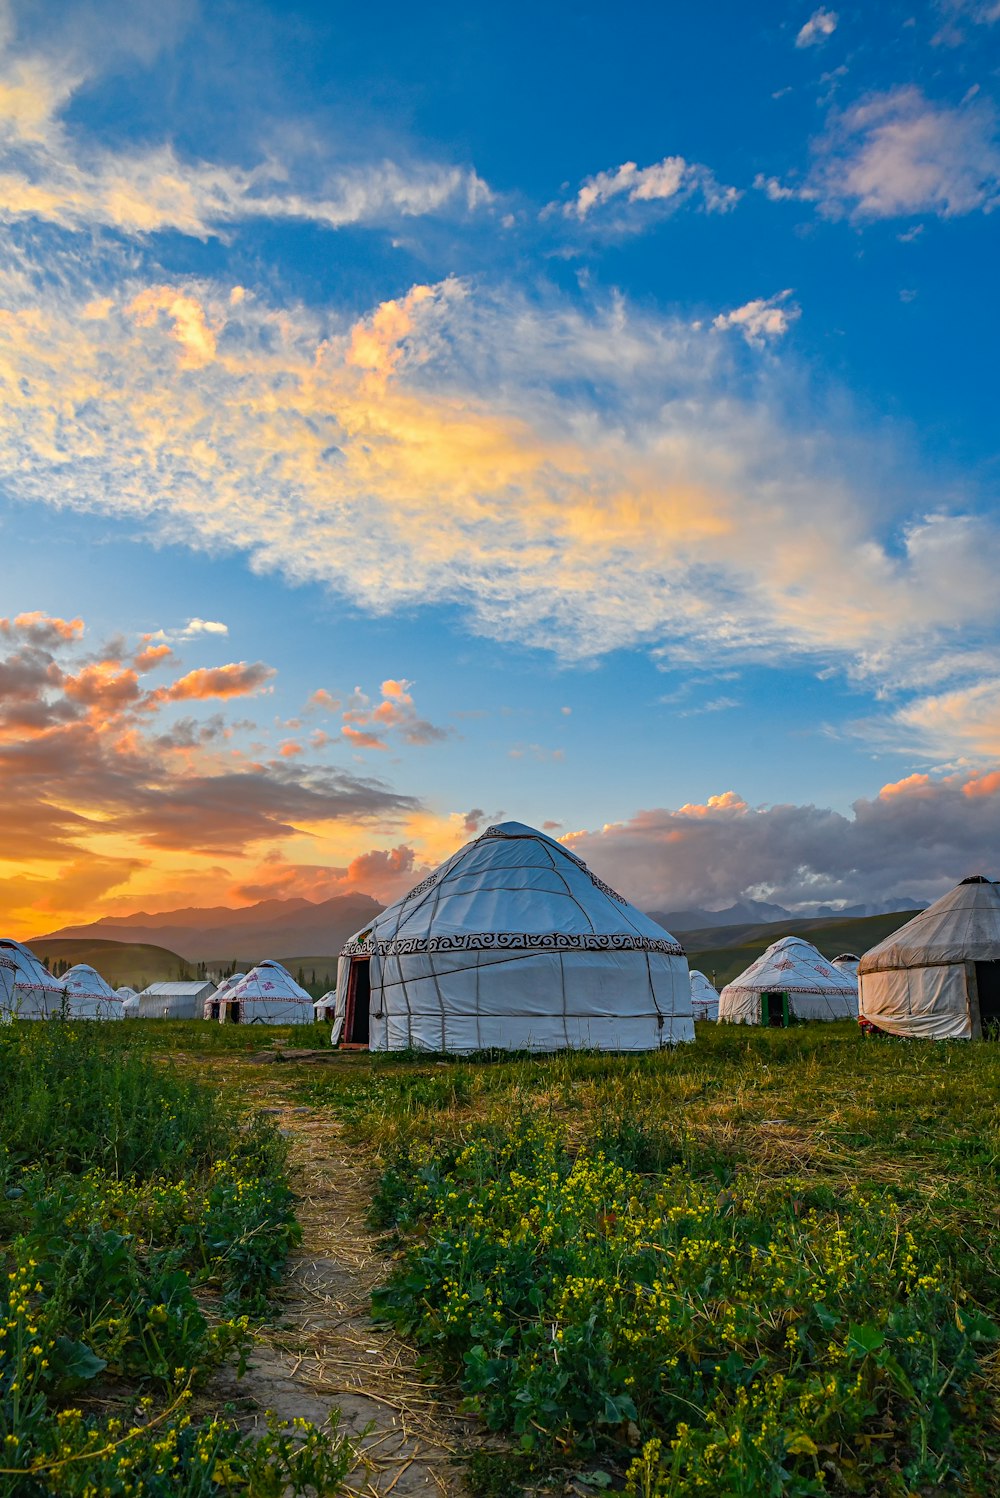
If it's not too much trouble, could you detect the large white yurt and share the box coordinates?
[60,965,123,1020]
[0,940,64,1019]
[858,876,1000,1040]
[690,970,720,1021]
[718,936,858,1025]
[137,980,216,1019]
[220,962,313,1024]
[332,821,693,1053]
[205,973,245,1020]
[314,991,336,1023]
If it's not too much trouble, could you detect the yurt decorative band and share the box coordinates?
[342,932,685,958]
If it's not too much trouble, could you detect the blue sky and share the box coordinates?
[1,0,999,932]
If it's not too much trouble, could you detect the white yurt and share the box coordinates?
[118,989,140,1018]
[219,962,313,1024]
[332,821,693,1053]
[718,936,858,1025]
[690,970,720,1021]
[831,953,860,980]
[314,991,337,1023]
[205,973,245,1020]
[137,980,216,1019]
[858,876,1000,1040]
[60,965,123,1020]
[0,940,64,1019]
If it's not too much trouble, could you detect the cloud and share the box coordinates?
[0,8,490,243]
[712,289,800,345]
[0,614,420,930]
[159,662,275,702]
[0,244,999,759]
[564,770,1000,913]
[801,86,1000,219]
[561,156,739,223]
[341,680,448,750]
[796,9,838,47]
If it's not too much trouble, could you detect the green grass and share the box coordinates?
[283,1025,1000,1496]
[0,1022,352,1496]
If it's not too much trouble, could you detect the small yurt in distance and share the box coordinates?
[118,988,140,1018]
[60,964,123,1020]
[220,962,313,1024]
[314,991,336,1023]
[690,970,720,1021]
[332,820,693,1053]
[831,953,860,980]
[858,876,1000,1040]
[719,936,858,1026]
[0,940,64,1019]
[137,980,216,1019]
[205,973,245,1020]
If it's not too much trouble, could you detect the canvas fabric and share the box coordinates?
[719,936,858,1025]
[859,963,972,1040]
[690,970,720,1021]
[221,962,313,1024]
[333,821,693,1053]
[60,965,123,1020]
[0,940,64,1019]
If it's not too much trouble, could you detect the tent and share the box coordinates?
[206,973,245,1021]
[858,876,1000,1040]
[137,981,216,1019]
[219,962,313,1025]
[118,989,140,1018]
[314,992,336,1023]
[332,820,693,1053]
[60,964,124,1020]
[831,953,860,980]
[690,970,720,1021]
[719,936,858,1026]
[0,940,64,1019]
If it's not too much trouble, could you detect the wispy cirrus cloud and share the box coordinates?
[0,3,491,242]
[795,8,838,48]
[759,86,1000,220]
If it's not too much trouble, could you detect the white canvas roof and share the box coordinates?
[116,986,138,999]
[0,939,63,1018]
[62,964,117,999]
[334,820,692,1052]
[61,964,123,1020]
[859,879,1000,973]
[831,953,860,976]
[719,936,857,1024]
[690,970,719,1019]
[222,961,313,1024]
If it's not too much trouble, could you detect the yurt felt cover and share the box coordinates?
[690,970,720,1020]
[334,821,692,1053]
[0,940,63,1018]
[60,964,123,1019]
[208,973,245,1019]
[831,954,860,977]
[224,963,313,1023]
[719,936,858,1024]
[858,879,1000,1040]
[0,956,17,1013]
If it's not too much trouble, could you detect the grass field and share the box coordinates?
[8,1019,1000,1495]
[0,1022,353,1496]
[268,1024,1000,1497]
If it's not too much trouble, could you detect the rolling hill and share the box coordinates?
[679,908,919,989]
[34,938,192,990]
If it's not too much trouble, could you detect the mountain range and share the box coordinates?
[41,894,382,963]
[39,891,923,963]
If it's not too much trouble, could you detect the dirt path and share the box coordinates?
[227,1094,478,1498]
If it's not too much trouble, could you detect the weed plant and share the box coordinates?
[290,1025,1000,1497]
[0,1022,351,1496]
